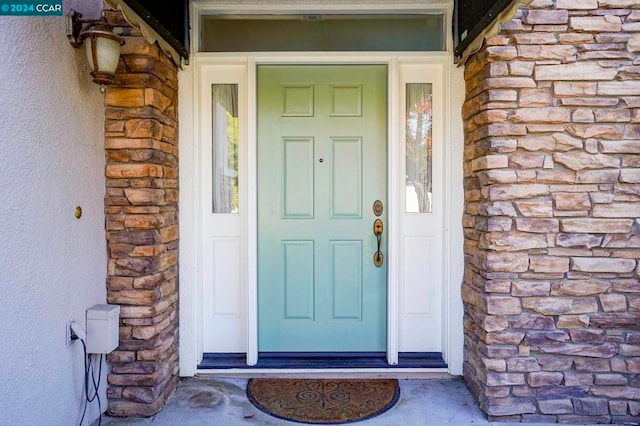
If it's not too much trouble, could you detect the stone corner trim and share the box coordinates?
[463,0,640,423]
[104,11,179,418]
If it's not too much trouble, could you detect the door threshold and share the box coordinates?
[198,352,447,370]
[196,369,452,379]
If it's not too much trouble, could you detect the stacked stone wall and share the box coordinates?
[102,11,179,417]
[462,0,640,423]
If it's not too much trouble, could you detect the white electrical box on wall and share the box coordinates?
[86,304,120,354]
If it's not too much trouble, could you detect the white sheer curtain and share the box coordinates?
[212,84,239,213]
[405,83,433,213]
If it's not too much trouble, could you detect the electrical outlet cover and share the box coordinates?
[66,320,74,347]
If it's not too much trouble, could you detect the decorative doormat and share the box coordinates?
[247,379,400,424]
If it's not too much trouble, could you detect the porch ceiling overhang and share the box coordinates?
[454,0,531,64]
[105,0,189,65]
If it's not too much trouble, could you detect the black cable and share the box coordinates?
[86,355,97,402]
[79,339,89,426]
[97,354,103,426]
[76,338,104,426]
[91,354,103,426]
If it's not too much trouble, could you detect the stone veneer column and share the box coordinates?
[462,0,639,423]
[103,11,179,417]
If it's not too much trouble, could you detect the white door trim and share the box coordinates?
[387,57,400,365]
[247,56,259,365]
[180,1,465,377]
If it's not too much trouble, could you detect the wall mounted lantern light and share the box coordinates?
[67,10,124,92]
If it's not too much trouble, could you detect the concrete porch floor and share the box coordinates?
[96,377,583,426]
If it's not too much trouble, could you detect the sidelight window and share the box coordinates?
[405,83,433,213]
[212,84,239,214]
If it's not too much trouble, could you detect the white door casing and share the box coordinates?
[194,54,449,367]
[179,0,464,378]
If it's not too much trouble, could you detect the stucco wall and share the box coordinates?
[0,17,107,425]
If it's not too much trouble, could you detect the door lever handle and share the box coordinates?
[373,219,383,267]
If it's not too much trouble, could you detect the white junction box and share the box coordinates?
[86,304,120,354]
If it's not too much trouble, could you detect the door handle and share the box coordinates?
[373,219,383,267]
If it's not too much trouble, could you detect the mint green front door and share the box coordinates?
[258,65,387,352]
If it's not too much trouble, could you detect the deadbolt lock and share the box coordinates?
[373,200,383,217]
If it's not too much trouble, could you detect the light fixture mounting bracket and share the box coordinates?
[67,10,92,48]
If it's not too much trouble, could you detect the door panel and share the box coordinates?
[283,240,315,319]
[331,240,363,320]
[330,137,362,218]
[200,65,247,354]
[258,65,387,352]
[398,63,445,353]
[283,137,315,218]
